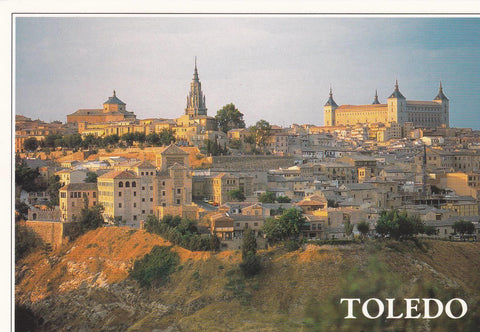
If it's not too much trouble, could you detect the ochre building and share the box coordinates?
[67,90,136,125]
[324,82,449,128]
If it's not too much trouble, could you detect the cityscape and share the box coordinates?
[14,17,480,331]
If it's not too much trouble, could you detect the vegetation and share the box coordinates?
[204,139,227,156]
[249,119,272,152]
[228,189,246,202]
[84,171,98,183]
[215,103,246,133]
[15,224,44,262]
[258,191,276,203]
[262,208,306,243]
[375,209,436,240]
[144,215,220,251]
[78,199,105,233]
[343,218,354,239]
[129,245,179,287]
[15,158,40,192]
[453,220,475,237]
[357,221,370,239]
[276,196,291,203]
[46,175,61,206]
[240,229,261,277]
[23,137,39,152]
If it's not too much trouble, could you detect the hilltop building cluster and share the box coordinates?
[15,61,480,249]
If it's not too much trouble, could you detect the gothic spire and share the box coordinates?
[193,56,199,81]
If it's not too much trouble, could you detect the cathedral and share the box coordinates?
[324,81,449,128]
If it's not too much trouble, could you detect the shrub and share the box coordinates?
[129,245,179,287]
[240,254,262,278]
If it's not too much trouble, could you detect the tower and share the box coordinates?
[185,57,207,118]
[433,82,449,128]
[387,80,406,124]
[324,87,338,126]
[103,90,126,113]
[372,90,380,104]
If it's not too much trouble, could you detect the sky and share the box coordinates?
[15,16,480,129]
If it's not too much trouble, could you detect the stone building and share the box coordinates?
[324,82,449,128]
[67,90,136,125]
[59,183,98,222]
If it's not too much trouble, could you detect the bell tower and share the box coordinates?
[185,57,207,118]
[324,87,338,126]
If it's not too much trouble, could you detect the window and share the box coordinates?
[119,203,122,208]
[162,203,166,207]
[150,210,153,214]
[133,192,136,196]
[150,172,154,175]
[162,191,166,196]
[142,186,145,190]
[133,215,137,221]
[141,172,144,176]
[119,182,123,188]
[142,210,145,214]
[162,181,165,186]
[142,198,145,202]
[93,201,96,206]
[132,181,136,187]
[177,188,181,194]
[176,199,180,204]
[72,202,75,207]
[126,181,130,188]
[93,192,96,198]
[150,186,153,190]
[119,192,122,197]
[133,203,136,208]
[150,198,153,202]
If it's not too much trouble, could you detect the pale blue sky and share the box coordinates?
[15,16,480,128]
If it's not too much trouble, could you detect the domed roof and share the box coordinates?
[104,90,126,105]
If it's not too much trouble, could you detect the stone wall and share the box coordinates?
[25,220,65,249]
[211,155,295,172]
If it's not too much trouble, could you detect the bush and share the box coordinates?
[239,254,262,278]
[285,240,300,252]
[15,224,44,262]
[130,245,179,287]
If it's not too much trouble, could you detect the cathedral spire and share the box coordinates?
[186,58,207,117]
[372,89,380,104]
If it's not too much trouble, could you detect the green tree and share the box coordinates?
[158,129,176,146]
[130,245,179,287]
[453,220,475,237]
[262,208,306,243]
[249,119,272,152]
[228,138,242,150]
[276,196,291,203]
[228,189,246,202]
[240,228,261,277]
[45,133,63,148]
[258,191,276,203]
[84,171,98,183]
[46,175,61,206]
[103,134,120,146]
[146,133,161,146]
[15,158,40,192]
[215,103,246,133]
[122,133,135,146]
[357,221,370,239]
[78,198,104,231]
[375,210,429,240]
[344,218,354,239]
[241,228,257,260]
[23,137,39,152]
[63,134,82,149]
[15,224,44,262]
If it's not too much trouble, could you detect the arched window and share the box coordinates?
[132,181,136,187]
[32,213,37,220]
[126,181,130,187]
[119,181,123,188]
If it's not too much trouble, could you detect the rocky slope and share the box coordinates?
[15,228,480,331]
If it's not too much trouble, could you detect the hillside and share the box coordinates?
[15,228,480,331]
